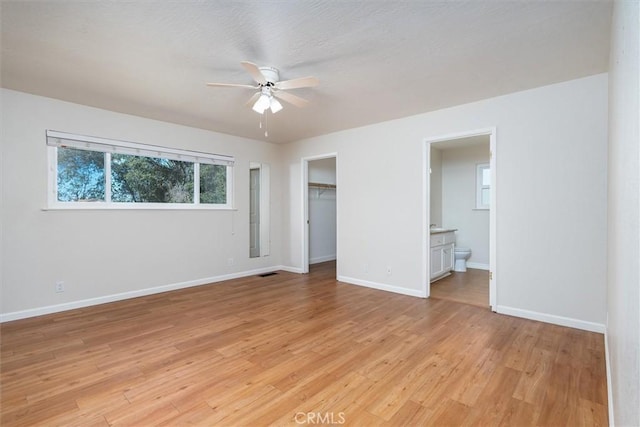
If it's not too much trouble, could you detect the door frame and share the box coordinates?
[301,153,338,274]
[423,127,497,310]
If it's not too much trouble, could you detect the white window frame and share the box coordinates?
[46,130,234,210]
[476,162,490,210]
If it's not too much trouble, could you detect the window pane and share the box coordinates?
[57,147,105,202]
[481,188,490,206]
[111,154,194,203]
[200,164,227,204]
[482,167,491,186]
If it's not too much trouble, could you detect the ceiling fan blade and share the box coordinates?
[273,91,309,108]
[245,92,260,107]
[206,82,258,89]
[274,76,319,90]
[240,61,267,85]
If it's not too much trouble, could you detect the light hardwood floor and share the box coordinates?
[430,268,490,308]
[1,262,607,426]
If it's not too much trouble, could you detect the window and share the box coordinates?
[476,163,490,209]
[47,130,234,209]
[199,164,228,204]
[110,154,194,203]
[57,147,106,202]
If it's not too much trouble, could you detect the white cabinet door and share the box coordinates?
[430,232,456,281]
[430,247,443,279]
[442,244,454,272]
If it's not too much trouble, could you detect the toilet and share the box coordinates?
[454,247,472,272]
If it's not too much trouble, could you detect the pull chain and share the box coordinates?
[258,110,269,138]
[264,110,269,138]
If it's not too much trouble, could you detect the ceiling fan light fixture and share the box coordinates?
[270,97,283,113]
[208,61,317,118]
[251,103,266,114]
[252,93,271,114]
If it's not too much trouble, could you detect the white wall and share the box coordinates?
[607,1,640,425]
[0,89,282,320]
[441,143,490,268]
[308,158,337,264]
[309,158,337,186]
[429,147,443,227]
[282,73,608,329]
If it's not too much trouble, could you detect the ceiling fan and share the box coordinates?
[206,61,319,114]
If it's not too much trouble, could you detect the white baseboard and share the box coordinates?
[496,305,605,333]
[466,262,489,270]
[279,265,305,274]
[337,275,426,298]
[0,266,285,323]
[310,255,337,264]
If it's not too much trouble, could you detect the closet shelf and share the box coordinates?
[309,182,336,189]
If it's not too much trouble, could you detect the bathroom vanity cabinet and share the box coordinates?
[430,230,455,281]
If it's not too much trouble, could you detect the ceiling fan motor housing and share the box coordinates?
[259,67,279,85]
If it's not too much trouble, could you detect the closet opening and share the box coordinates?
[302,154,337,275]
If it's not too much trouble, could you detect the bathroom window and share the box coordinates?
[476,163,490,210]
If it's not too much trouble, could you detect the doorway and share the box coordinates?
[424,129,496,310]
[302,154,337,274]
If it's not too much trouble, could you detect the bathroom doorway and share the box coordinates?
[424,129,496,310]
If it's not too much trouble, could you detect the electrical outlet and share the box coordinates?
[364,263,369,273]
[386,267,392,275]
[55,281,65,293]
[227,258,234,266]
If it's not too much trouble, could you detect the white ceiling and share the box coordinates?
[0,1,612,144]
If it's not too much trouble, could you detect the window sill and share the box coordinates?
[473,207,490,211]
[43,204,236,211]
